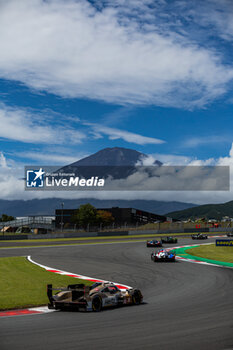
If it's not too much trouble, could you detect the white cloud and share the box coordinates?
[0,102,164,146]
[149,153,191,165]
[0,103,86,144]
[88,124,165,145]
[136,154,159,166]
[0,152,8,168]
[187,0,233,42]
[0,0,232,107]
[183,135,230,148]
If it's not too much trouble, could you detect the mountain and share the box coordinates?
[58,147,162,180]
[0,198,196,217]
[66,147,162,166]
[166,200,233,220]
[1,147,197,217]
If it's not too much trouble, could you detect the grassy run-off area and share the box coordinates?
[0,257,93,310]
[187,244,233,264]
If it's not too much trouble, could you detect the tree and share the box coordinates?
[0,214,15,222]
[97,210,114,226]
[72,203,99,229]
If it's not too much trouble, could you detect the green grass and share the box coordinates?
[0,257,93,310]
[187,244,233,264]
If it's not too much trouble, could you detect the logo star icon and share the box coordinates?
[34,168,45,181]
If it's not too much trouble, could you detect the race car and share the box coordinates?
[191,233,208,240]
[151,249,176,262]
[161,236,177,244]
[47,282,143,312]
[227,232,233,237]
[146,240,162,247]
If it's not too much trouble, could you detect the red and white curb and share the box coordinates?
[208,235,227,238]
[0,306,54,318]
[175,255,222,267]
[27,256,131,290]
[0,256,132,318]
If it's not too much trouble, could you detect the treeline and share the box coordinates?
[71,203,114,229]
[167,200,233,221]
[0,214,15,222]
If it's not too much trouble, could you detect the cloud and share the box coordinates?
[0,152,8,169]
[186,0,233,42]
[0,103,86,144]
[88,124,165,145]
[183,135,230,148]
[150,153,191,165]
[136,154,159,166]
[0,102,164,146]
[0,0,232,107]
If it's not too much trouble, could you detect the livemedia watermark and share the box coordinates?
[24,165,230,191]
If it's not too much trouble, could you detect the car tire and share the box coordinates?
[92,295,102,312]
[132,290,142,305]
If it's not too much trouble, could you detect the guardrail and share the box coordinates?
[0,217,53,229]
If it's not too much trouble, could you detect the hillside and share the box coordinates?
[0,198,196,217]
[167,200,233,220]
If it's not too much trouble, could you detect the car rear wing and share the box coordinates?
[47,283,92,307]
[47,283,91,291]
[47,284,54,307]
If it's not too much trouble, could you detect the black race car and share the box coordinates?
[161,236,177,244]
[227,232,233,237]
[191,233,208,240]
[146,240,162,247]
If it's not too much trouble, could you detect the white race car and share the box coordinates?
[151,249,176,262]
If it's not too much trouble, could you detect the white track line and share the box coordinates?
[27,256,132,290]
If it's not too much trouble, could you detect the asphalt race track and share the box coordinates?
[0,238,233,350]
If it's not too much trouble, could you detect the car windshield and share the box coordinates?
[90,282,102,290]
[102,286,119,294]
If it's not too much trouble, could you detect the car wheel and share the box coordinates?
[132,290,142,305]
[92,295,102,312]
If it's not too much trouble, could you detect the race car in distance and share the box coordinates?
[151,249,176,262]
[47,282,143,312]
[227,232,233,237]
[147,240,162,247]
[191,233,208,240]
[161,236,177,244]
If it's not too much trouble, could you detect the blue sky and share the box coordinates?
[0,0,233,202]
